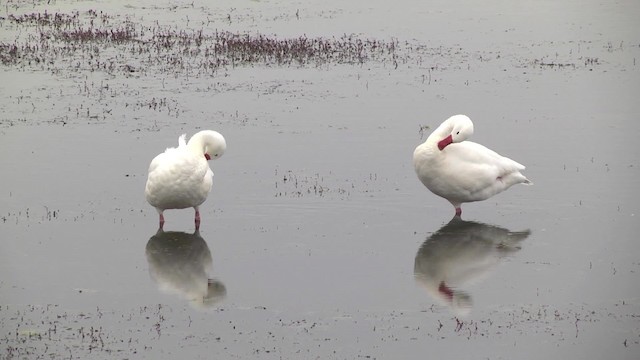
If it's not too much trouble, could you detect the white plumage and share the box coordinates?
[145,130,226,229]
[413,115,531,216]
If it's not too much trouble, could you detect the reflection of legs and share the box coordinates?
[195,207,201,230]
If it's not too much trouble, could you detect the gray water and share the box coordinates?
[1,0,639,359]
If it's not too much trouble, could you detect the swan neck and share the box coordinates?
[187,133,207,154]
[427,120,454,144]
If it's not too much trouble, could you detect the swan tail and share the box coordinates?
[178,134,187,147]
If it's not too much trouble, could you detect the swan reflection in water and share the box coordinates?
[145,229,226,308]
[414,216,530,316]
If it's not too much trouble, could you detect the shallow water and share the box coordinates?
[1,0,639,359]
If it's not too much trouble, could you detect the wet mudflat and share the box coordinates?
[1,0,639,359]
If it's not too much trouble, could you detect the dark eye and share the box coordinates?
[456,131,460,135]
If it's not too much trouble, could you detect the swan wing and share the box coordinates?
[437,141,528,200]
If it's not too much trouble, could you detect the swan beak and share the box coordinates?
[437,135,453,150]
[204,153,211,160]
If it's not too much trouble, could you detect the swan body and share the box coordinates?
[145,130,226,229]
[413,115,531,216]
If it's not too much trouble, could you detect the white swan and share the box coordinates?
[145,130,226,229]
[413,115,531,216]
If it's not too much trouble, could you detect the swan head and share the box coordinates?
[190,130,226,160]
[437,115,474,150]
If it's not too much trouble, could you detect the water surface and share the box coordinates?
[1,0,639,358]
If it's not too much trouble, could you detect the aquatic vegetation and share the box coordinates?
[0,10,400,74]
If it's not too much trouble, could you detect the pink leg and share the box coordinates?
[455,207,462,217]
[159,213,165,229]
[195,209,201,229]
